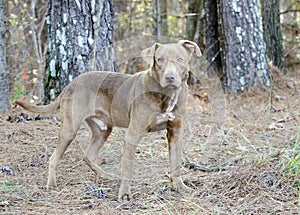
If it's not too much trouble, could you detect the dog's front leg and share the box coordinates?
[118,127,143,201]
[167,117,190,193]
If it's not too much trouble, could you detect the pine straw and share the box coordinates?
[1,109,298,214]
[1,70,300,214]
[187,160,298,214]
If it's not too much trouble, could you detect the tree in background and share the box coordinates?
[204,0,221,77]
[0,0,9,111]
[2,0,299,104]
[186,0,203,45]
[280,1,300,67]
[44,0,116,102]
[152,0,168,41]
[219,0,271,93]
[261,0,287,74]
[3,0,48,104]
[28,0,48,103]
[185,0,206,85]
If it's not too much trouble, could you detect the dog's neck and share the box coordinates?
[165,86,181,113]
[155,87,181,124]
[141,70,186,124]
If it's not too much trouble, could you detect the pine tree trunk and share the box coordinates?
[45,0,116,102]
[0,0,10,111]
[261,0,286,74]
[29,0,48,104]
[219,0,271,93]
[204,0,221,76]
[186,0,202,41]
[152,0,168,41]
[186,0,204,85]
[186,0,205,50]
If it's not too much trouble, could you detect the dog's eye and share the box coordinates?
[177,57,184,64]
[156,57,165,64]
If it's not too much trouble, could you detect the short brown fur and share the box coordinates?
[16,40,201,200]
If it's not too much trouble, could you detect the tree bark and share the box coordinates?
[45,0,116,102]
[204,0,221,76]
[152,0,168,41]
[0,0,10,111]
[219,0,271,93]
[186,0,204,85]
[186,0,202,42]
[29,0,48,103]
[261,0,286,74]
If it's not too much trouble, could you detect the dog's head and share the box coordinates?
[142,40,201,89]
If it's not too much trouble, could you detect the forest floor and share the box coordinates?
[1,68,300,214]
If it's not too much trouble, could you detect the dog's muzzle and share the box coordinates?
[162,71,181,88]
[165,72,176,84]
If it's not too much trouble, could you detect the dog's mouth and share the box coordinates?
[166,83,178,89]
[160,81,181,89]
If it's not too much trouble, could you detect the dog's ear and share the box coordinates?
[141,43,160,67]
[178,40,202,58]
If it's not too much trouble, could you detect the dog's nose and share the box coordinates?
[165,72,175,83]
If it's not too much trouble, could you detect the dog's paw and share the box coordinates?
[116,195,134,209]
[46,179,57,190]
[156,114,168,124]
[166,112,175,121]
[91,117,108,131]
[118,193,132,202]
[118,183,132,201]
[172,180,192,194]
[156,112,176,124]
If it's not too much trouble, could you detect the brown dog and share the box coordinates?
[16,40,201,200]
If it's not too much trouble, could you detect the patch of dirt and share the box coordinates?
[0,70,299,214]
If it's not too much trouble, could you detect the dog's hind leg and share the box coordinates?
[84,117,114,180]
[47,116,80,189]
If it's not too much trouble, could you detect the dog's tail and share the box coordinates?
[15,91,63,114]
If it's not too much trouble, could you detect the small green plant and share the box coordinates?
[0,181,16,191]
[0,181,23,198]
[286,155,300,192]
[285,126,300,191]
[11,85,26,101]
[213,205,221,215]
[11,70,31,101]
[286,153,300,175]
